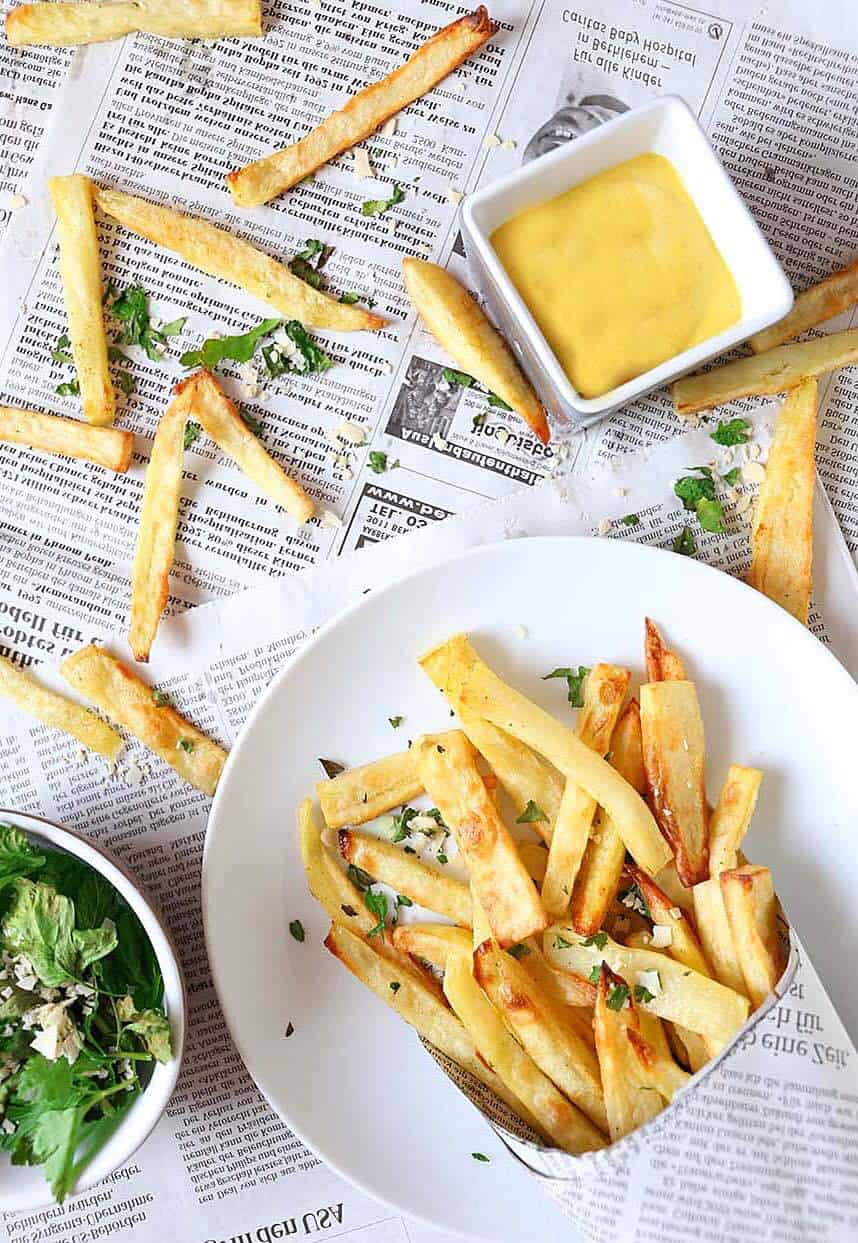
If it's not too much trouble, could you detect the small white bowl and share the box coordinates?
[0,810,185,1213]
[461,94,793,429]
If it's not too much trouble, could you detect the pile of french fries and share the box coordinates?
[302,623,787,1153]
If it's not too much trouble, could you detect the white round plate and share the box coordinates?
[203,537,858,1241]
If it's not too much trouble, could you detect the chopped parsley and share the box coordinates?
[364,888,388,937]
[289,239,333,290]
[114,368,136,397]
[339,291,361,304]
[674,467,725,534]
[240,410,263,437]
[389,981,401,994]
[388,715,404,728]
[437,849,449,866]
[487,393,512,411]
[472,1152,490,1162]
[634,984,656,1004]
[109,285,185,361]
[390,807,418,843]
[588,964,601,983]
[151,689,170,708]
[184,421,202,449]
[618,884,652,920]
[319,758,345,779]
[289,919,305,943]
[443,367,474,388]
[515,800,547,825]
[722,466,741,486]
[711,417,751,446]
[177,738,194,754]
[672,525,696,557]
[606,982,630,1011]
[51,333,74,365]
[361,184,405,217]
[621,514,640,527]
[261,321,332,378]
[543,665,590,709]
[581,932,608,949]
[554,935,574,950]
[180,317,280,370]
[369,450,389,474]
[472,412,487,432]
[507,943,530,960]
[55,380,80,397]
[347,864,374,892]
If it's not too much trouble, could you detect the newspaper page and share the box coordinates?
[0,419,856,1243]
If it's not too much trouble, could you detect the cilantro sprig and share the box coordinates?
[543,665,589,709]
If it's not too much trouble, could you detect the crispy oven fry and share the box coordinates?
[720,865,784,1008]
[672,328,858,416]
[226,9,495,207]
[180,370,314,523]
[644,617,686,682]
[749,259,858,353]
[128,383,192,663]
[0,654,122,761]
[542,664,629,917]
[6,0,262,46]
[708,765,762,876]
[624,928,712,1072]
[415,730,546,947]
[692,877,748,999]
[748,378,817,624]
[651,861,694,914]
[517,841,549,885]
[402,258,550,445]
[93,186,385,332]
[60,646,226,795]
[442,950,605,1153]
[594,964,666,1141]
[623,862,712,978]
[0,406,132,472]
[390,922,472,971]
[640,679,709,886]
[337,828,471,926]
[48,175,114,426]
[317,749,423,828]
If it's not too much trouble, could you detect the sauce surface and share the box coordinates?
[490,152,740,398]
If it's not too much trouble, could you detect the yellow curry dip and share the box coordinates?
[490,152,740,398]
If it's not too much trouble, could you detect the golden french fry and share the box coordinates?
[93,186,385,332]
[227,9,495,207]
[474,941,607,1132]
[0,654,121,761]
[518,938,596,1011]
[6,0,262,45]
[443,951,605,1154]
[390,922,472,970]
[644,617,686,682]
[48,175,113,426]
[416,731,546,947]
[623,862,712,978]
[749,379,816,624]
[180,371,314,523]
[572,699,645,935]
[634,1007,689,1100]
[625,1021,689,1103]
[749,259,858,353]
[720,865,784,1008]
[326,923,536,1128]
[337,828,471,926]
[402,258,550,445]
[470,883,492,950]
[672,328,858,416]
[708,765,763,876]
[542,664,629,917]
[651,860,694,914]
[128,383,191,662]
[61,646,226,795]
[317,750,423,828]
[545,926,749,1048]
[594,964,665,1141]
[517,841,548,886]
[625,929,714,1071]
[422,634,670,876]
[0,407,132,471]
[640,680,708,886]
[692,877,748,998]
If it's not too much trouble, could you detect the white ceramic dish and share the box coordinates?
[0,810,186,1214]
[203,537,858,1241]
[461,95,794,427]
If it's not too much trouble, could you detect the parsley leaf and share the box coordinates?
[388,715,404,728]
[347,864,374,892]
[151,689,170,708]
[581,932,608,949]
[696,495,725,533]
[515,800,547,824]
[634,984,656,1004]
[711,417,751,446]
[261,321,331,378]
[364,888,388,937]
[339,291,361,304]
[672,525,696,556]
[2,879,117,986]
[177,739,194,754]
[361,184,405,217]
[289,919,305,943]
[51,334,74,365]
[0,824,45,889]
[487,393,512,411]
[109,285,185,361]
[390,807,418,843]
[295,239,326,262]
[621,514,640,527]
[183,422,202,449]
[472,1152,490,1162]
[674,468,725,534]
[588,964,601,983]
[289,257,325,290]
[472,412,487,432]
[553,935,574,950]
[369,450,389,474]
[606,983,630,1011]
[722,466,741,486]
[56,380,80,397]
[543,665,589,708]
[180,317,281,370]
[507,943,530,960]
[443,367,474,388]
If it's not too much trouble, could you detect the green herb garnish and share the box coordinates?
[177,739,194,754]
[674,467,725,534]
[606,983,630,1011]
[151,690,170,708]
[515,800,547,824]
[339,292,361,304]
[672,526,696,557]
[389,981,401,993]
[543,665,589,709]
[621,514,640,527]
[390,808,418,843]
[364,889,388,937]
[361,184,405,217]
[487,393,512,411]
[346,864,374,892]
[180,317,280,370]
[711,417,751,446]
[507,944,530,960]
[581,932,608,949]
[369,451,389,474]
[51,334,74,365]
[554,935,574,950]
[472,1152,490,1162]
[183,422,202,450]
[722,466,741,486]
[289,919,305,943]
[388,715,404,728]
[56,380,80,397]
[588,964,601,983]
[109,285,185,361]
[634,984,656,1004]
[443,367,474,388]
[261,321,332,378]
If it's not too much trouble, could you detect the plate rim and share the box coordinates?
[202,534,858,1235]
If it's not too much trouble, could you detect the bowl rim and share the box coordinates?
[0,808,186,1213]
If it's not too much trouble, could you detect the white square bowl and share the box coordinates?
[461,95,794,429]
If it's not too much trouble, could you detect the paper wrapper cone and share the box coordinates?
[422,918,858,1242]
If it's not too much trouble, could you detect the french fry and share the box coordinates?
[227,9,495,207]
[594,965,665,1141]
[128,383,191,662]
[470,883,493,950]
[748,379,816,624]
[390,922,472,971]
[720,865,784,1008]
[542,664,629,917]
[572,699,645,935]
[518,938,596,1011]
[6,0,262,46]
[474,941,607,1132]
[692,878,748,998]
[644,617,686,682]
[635,1007,688,1100]
[708,765,762,876]
[60,646,226,795]
[416,731,546,947]
[0,407,132,472]
[317,750,423,828]
[672,328,858,416]
[337,829,471,926]
[420,640,563,841]
[326,924,538,1129]
[421,634,670,876]
[545,927,749,1048]
[402,259,550,445]
[625,929,712,1071]
[623,862,712,978]
[180,371,314,523]
[0,654,122,761]
[442,951,605,1154]
[651,860,694,914]
[749,259,858,353]
[93,186,385,332]
[518,841,548,886]
[48,175,113,426]
[640,680,709,886]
